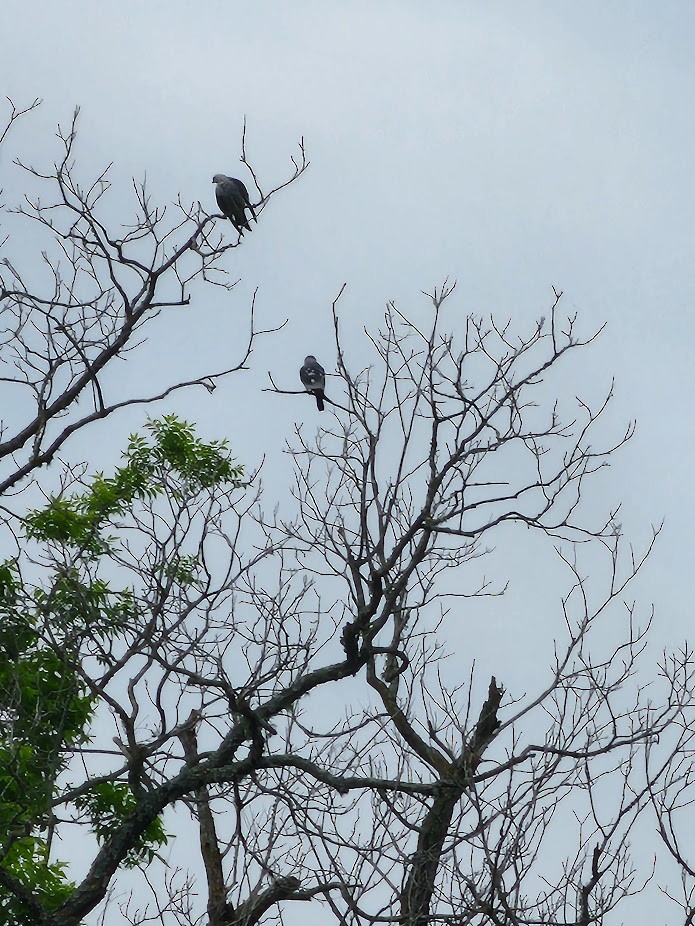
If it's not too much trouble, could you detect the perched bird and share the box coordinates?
[299,355,327,411]
[212,174,257,234]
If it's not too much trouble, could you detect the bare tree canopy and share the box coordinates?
[2,101,695,926]
[0,102,306,497]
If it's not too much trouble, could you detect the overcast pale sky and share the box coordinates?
[2,1,694,922]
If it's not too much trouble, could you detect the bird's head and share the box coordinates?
[212,174,227,184]
[304,355,317,365]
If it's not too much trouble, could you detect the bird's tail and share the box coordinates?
[232,216,252,234]
[315,391,325,412]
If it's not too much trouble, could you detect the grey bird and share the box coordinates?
[212,174,257,234]
[299,355,326,411]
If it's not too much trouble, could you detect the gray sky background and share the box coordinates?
[2,1,694,922]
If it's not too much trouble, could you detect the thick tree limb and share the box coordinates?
[400,677,504,926]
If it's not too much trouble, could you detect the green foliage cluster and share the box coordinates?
[0,563,92,919]
[26,416,242,556]
[0,417,242,922]
[0,838,74,918]
[75,782,168,868]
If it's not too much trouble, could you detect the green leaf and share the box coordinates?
[75,782,169,868]
[0,836,75,922]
